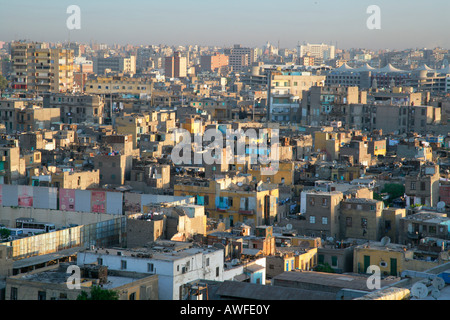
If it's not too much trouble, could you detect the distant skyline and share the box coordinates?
[1,0,449,50]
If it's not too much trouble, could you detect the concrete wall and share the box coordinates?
[0,206,119,229]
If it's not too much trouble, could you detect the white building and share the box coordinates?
[300,43,336,62]
[77,245,225,300]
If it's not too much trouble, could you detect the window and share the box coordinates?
[322,198,328,207]
[11,287,18,300]
[385,220,391,231]
[129,292,136,300]
[309,198,315,206]
[410,182,416,190]
[361,218,368,228]
[38,291,46,300]
[420,182,426,191]
[428,226,436,234]
[309,216,316,224]
[346,217,352,227]
[148,263,154,272]
[97,258,103,265]
[121,260,127,270]
[206,258,210,267]
[216,267,220,277]
[318,254,324,265]
[322,217,328,225]
[331,256,338,267]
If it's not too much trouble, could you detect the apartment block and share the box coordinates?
[405,163,440,207]
[165,52,187,78]
[339,198,384,241]
[10,42,74,93]
[93,56,136,75]
[43,93,105,125]
[303,190,344,240]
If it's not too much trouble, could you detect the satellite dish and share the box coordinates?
[432,277,445,290]
[51,127,55,131]
[431,287,441,300]
[411,282,428,299]
[299,241,310,249]
[437,202,446,212]
[380,236,391,246]
[326,237,334,242]
[286,224,293,231]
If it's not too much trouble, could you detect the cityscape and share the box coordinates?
[0,0,450,307]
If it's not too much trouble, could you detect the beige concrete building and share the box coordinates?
[93,55,136,75]
[165,52,187,78]
[85,76,153,96]
[339,198,384,241]
[10,42,74,93]
[303,190,344,239]
[0,142,26,184]
[5,263,158,300]
[49,170,100,190]
[15,105,61,132]
[271,72,326,99]
[405,163,440,207]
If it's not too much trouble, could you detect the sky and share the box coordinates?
[0,0,449,50]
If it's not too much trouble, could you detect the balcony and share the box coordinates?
[239,209,255,215]
[407,232,420,240]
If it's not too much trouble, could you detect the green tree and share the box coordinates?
[380,183,405,206]
[77,285,119,300]
[0,75,8,93]
[313,263,335,273]
[0,228,11,241]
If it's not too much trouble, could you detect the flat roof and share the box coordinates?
[273,271,400,292]
[13,247,83,269]
[215,280,336,300]
[87,246,221,262]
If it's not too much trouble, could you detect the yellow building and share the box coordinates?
[248,161,294,185]
[353,241,449,276]
[354,242,412,276]
[11,42,74,93]
[181,116,204,135]
[115,114,152,149]
[174,176,279,226]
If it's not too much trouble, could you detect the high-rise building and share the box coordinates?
[93,56,136,75]
[225,44,257,72]
[200,53,229,73]
[300,43,335,62]
[165,51,187,78]
[10,42,74,93]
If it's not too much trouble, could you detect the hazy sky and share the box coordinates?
[1,0,449,50]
